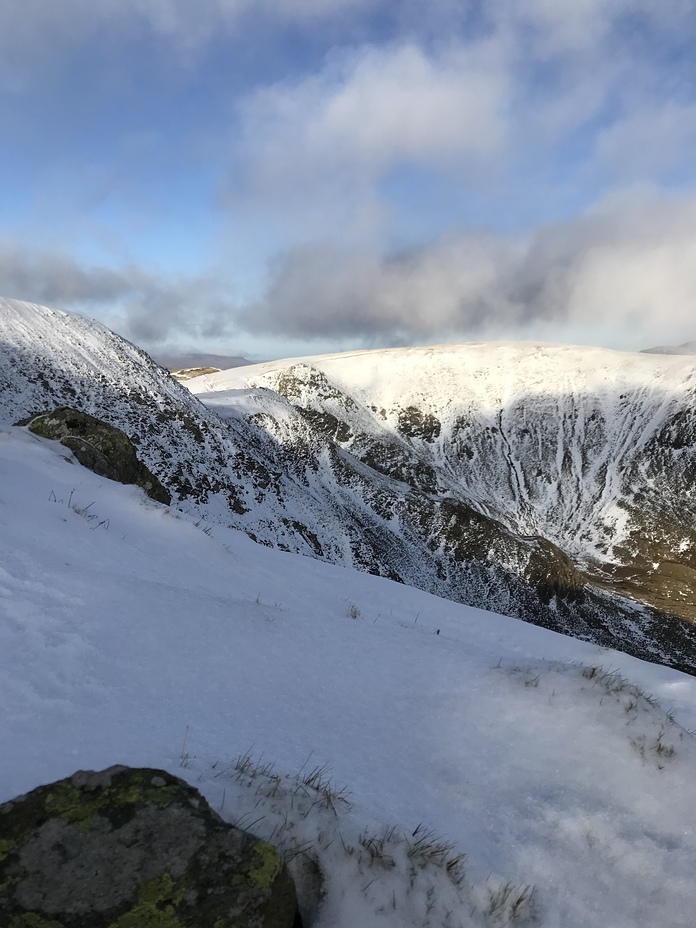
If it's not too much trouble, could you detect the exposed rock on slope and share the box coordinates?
[19,407,171,504]
[0,765,299,928]
[2,297,695,673]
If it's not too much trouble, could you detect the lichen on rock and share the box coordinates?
[0,766,300,928]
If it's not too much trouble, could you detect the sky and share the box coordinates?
[1,0,695,360]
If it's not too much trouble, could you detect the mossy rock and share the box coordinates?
[0,766,300,928]
[18,408,171,505]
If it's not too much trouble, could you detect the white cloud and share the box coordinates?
[0,0,378,92]
[534,190,696,335]
[489,0,694,56]
[228,38,510,248]
[240,41,508,183]
[227,0,696,247]
[493,0,615,55]
[2,0,695,354]
[239,189,696,348]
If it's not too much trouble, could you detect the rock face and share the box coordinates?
[0,765,300,928]
[21,408,171,505]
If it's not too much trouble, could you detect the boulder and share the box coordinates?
[0,765,300,928]
[18,408,171,505]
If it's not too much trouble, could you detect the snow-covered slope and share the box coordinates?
[2,297,695,673]
[2,423,696,928]
[191,344,696,625]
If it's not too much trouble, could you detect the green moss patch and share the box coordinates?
[40,771,178,833]
[249,842,282,892]
[108,874,187,928]
[0,767,298,928]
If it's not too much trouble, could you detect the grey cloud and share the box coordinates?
[0,245,236,349]
[239,189,696,347]
[0,246,145,305]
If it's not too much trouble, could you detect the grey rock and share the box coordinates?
[0,765,300,928]
[20,408,171,505]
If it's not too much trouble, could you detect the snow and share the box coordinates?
[3,297,694,671]
[2,423,696,927]
[187,341,696,570]
[187,340,696,404]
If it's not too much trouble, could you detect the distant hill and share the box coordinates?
[169,367,222,383]
[642,340,696,355]
[156,352,257,371]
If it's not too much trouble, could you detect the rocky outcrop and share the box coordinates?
[18,408,171,505]
[0,765,300,928]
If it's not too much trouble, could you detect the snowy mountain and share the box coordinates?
[191,346,696,669]
[2,410,696,928]
[192,345,696,622]
[1,297,695,673]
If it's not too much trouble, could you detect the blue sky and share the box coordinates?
[1,0,695,359]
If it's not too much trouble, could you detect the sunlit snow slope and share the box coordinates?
[2,426,696,928]
[2,297,695,673]
[191,343,696,626]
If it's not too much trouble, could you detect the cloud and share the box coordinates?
[0,0,379,93]
[238,189,696,347]
[227,0,696,245]
[240,41,507,182]
[228,38,510,248]
[0,244,236,348]
[487,0,694,56]
[2,0,695,356]
[224,2,696,349]
[3,191,694,357]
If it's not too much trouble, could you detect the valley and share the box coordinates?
[2,297,695,672]
[2,296,696,927]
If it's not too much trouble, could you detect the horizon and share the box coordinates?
[1,2,695,359]
[3,294,694,365]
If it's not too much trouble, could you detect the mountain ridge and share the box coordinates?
[193,343,696,621]
[2,296,695,673]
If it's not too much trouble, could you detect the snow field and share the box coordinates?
[1,425,696,927]
[189,342,696,567]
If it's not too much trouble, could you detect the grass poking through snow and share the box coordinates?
[194,750,537,928]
